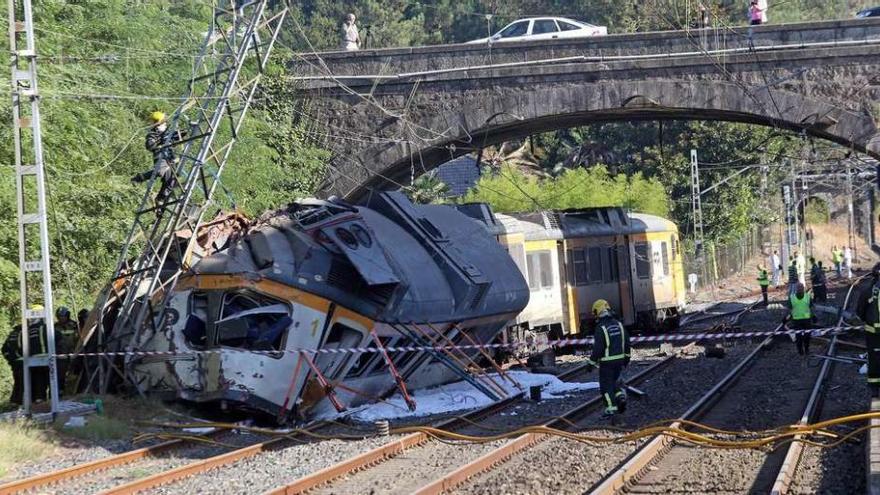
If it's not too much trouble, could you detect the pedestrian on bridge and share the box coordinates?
[749,0,764,25]
[342,13,360,51]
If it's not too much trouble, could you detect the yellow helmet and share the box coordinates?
[149,111,166,124]
[30,304,44,311]
[592,299,610,316]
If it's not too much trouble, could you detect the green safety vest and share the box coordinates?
[757,270,769,287]
[790,293,812,320]
[833,250,843,263]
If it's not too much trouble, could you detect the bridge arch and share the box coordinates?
[321,79,879,201]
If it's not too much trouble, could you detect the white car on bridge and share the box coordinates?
[466,17,607,44]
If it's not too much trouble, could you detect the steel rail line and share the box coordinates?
[769,276,863,494]
[0,429,226,495]
[259,361,595,494]
[587,328,782,494]
[407,357,675,495]
[97,385,532,494]
[363,300,758,495]
[590,278,862,494]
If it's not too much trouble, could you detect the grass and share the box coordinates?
[57,415,130,442]
[54,394,177,442]
[0,421,55,478]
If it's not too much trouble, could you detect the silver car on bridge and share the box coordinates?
[466,17,607,44]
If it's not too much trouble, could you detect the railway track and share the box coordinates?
[0,428,231,495]
[263,356,674,495]
[590,279,862,495]
[267,304,758,495]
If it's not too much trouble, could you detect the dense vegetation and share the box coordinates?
[0,0,868,403]
[462,165,670,216]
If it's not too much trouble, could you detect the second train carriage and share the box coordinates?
[462,206,686,339]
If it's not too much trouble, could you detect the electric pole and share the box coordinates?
[9,0,60,416]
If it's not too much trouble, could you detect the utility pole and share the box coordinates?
[8,0,60,416]
[690,149,706,279]
[690,149,705,252]
[846,161,857,260]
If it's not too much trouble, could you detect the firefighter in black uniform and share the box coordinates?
[857,263,880,397]
[1,306,50,404]
[54,306,78,394]
[132,111,179,207]
[810,258,828,303]
[586,299,631,418]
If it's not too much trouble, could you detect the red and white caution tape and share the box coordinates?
[52,324,864,360]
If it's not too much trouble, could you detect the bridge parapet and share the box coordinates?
[292,18,880,78]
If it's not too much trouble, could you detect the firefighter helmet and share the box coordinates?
[592,299,611,316]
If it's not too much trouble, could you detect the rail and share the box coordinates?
[773,277,863,494]
[591,277,862,494]
[410,357,673,495]
[587,328,779,494]
[0,429,225,495]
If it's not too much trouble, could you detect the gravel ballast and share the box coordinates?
[454,341,758,495]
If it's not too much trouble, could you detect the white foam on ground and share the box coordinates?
[342,370,598,422]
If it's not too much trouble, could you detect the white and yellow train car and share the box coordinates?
[487,207,686,338]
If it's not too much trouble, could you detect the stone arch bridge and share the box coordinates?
[288,18,880,201]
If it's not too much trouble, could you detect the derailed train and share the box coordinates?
[123,192,529,420]
[96,193,685,420]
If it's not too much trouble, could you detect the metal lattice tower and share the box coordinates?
[690,149,705,262]
[91,0,289,392]
[8,0,60,415]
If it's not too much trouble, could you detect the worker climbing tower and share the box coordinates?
[88,0,289,392]
[8,0,61,415]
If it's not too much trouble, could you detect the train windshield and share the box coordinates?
[184,290,292,352]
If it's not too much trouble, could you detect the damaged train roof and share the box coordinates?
[192,192,529,323]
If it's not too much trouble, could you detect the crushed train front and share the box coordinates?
[127,192,529,421]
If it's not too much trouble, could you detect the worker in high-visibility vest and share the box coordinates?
[832,245,844,277]
[782,283,814,356]
[757,265,770,306]
[585,299,630,419]
[857,263,880,397]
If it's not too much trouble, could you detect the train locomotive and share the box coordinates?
[122,192,529,421]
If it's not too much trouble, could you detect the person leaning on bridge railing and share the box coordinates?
[342,13,360,51]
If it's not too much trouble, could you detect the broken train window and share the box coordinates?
[215,290,292,352]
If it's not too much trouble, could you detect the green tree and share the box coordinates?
[408,174,450,204]
[463,164,669,216]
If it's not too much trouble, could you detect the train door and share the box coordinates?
[616,235,635,325]
[524,242,563,329]
[557,241,577,335]
[291,305,372,416]
[630,238,655,315]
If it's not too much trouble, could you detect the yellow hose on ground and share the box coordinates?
[134,411,879,451]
